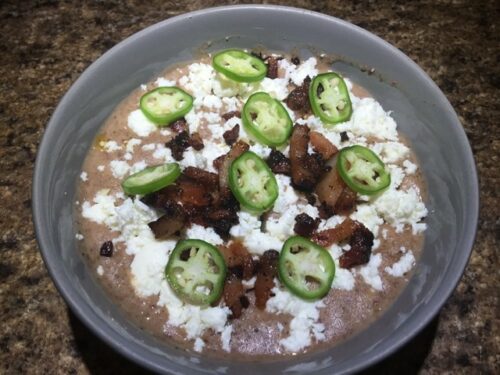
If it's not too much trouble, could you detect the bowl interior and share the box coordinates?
[33,5,478,374]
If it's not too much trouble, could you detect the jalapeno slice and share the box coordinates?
[309,72,352,125]
[140,87,193,126]
[278,236,335,300]
[242,92,293,147]
[165,239,227,306]
[228,151,278,212]
[121,162,181,195]
[212,49,267,83]
[337,145,391,195]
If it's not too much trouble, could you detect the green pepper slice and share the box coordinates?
[121,163,180,195]
[309,72,352,125]
[212,49,267,83]
[337,145,391,195]
[140,86,193,126]
[242,92,293,147]
[165,239,227,306]
[228,151,278,212]
[278,236,335,300]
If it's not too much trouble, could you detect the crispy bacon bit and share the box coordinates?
[189,132,204,150]
[177,178,211,207]
[213,154,225,171]
[148,202,186,239]
[291,56,300,65]
[169,118,188,133]
[218,140,250,191]
[165,131,190,161]
[223,274,246,319]
[333,186,357,215]
[311,218,361,247]
[310,131,338,160]
[340,131,349,142]
[208,208,239,237]
[223,124,240,146]
[294,213,321,237]
[339,225,374,268]
[285,76,311,112]
[219,241,255,280]
[221,111,241,121]
[99,241,113,257]
[266,57,279,79]
[255,250,279,309]
[266,149,291,175]
[315,167,346,211]
[290,124,324,191]
[183,167,218,189]
[318,202,335,219]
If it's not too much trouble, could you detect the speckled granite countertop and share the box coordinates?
[0,0,498,374]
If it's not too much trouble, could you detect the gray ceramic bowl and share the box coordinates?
[33,5,478,374]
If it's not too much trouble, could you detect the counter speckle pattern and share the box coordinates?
[0,1,498,374]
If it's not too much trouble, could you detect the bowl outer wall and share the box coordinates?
[32,4,479,375]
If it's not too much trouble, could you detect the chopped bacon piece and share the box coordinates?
[285,76,311,112]
[223,274,246,319]
[311,218,361,247]
[213,154,225,171]
[333,186,357,215]
[266,57,279,79]
[148,202,186,239]
[218,241,255,280]
[169,118,188,133]
[290,124,323,191]
[183,167,218,189]
[100,241,113,257]
[218,140,249,191]
[207,208,239,238]
[221,111,241,121]
[266,149,291,175]
[255,250,279,309]
[340,131,349,142]
[339,225,374,268]
[309,131,338,160]
[294,213,320,237]
[189,132,204,150]
[315,167,346,211]
[223,124,240,146]
[165,131,190,161]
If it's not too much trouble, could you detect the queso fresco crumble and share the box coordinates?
[76,50,427,356]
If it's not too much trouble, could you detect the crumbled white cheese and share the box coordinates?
[97,165,105,172]
[331,266,355,291]
[124,152,133,161]
[249,142,272,160]
[109,160,130,179]
[152,144,173,161]
[372,142,409,163]
[202,95,223,110]
[373,187,428,228]
[259,77,290,100]
[155,77,176,87]
[388,165,405,190]
[125,138,142,153]
[222,97,241,112]
[289,57,318,86]
[242,276,256,289]
[266,286,325,352]
[101,140,122,152]
[193,338,205,353]
[221,325,232,352]
[96,265,104,276]
[80,171,88,182]
[385,250,415,277]
[128,109,157,137]
[267,204,318,241]
[351,204,384,236]
[403,159,418,174]
[359,253,383,291]
[186,224,223,246]
[75,233,84,240]
[142,143,156,152]
[273,175,300,214]
[130,160,147,174]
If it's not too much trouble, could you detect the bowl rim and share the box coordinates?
[32,4,479,374]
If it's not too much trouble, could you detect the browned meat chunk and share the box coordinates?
[221,111,241,121]
[183,167,218,189]
[285,76,311,112]
[315,167,346,211]
[340,131,349,142]
[255,250,279,309]
[311,218,361,247]
[223,124,240,146]
[169,118,188,133]
[290,124,324,191]
[333,186,357,215]
[294,213,320,237]
[189,132,204,151]
[309,131,338,160]
[165,131,190,161]
[223,274,246,319]
[266,149,291,175]
[100,241,113,257]
[218,241,255,280]
[148,202,186,239]
[218,140,250,191]
[266,57,279,79]
[207,208,239,238]
[339,225,374,268]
